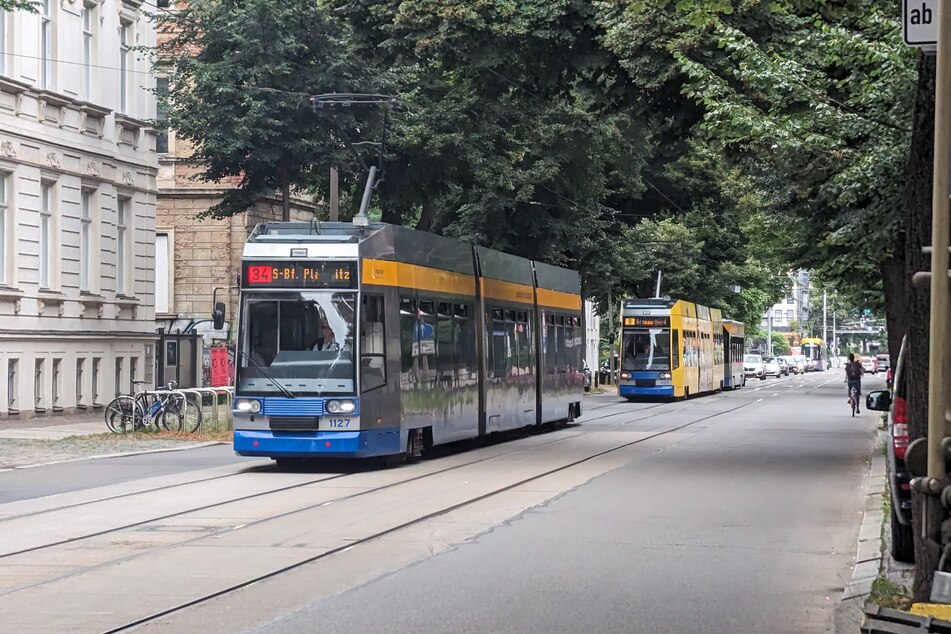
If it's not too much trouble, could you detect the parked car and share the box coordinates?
[877,354,890,372]
[775,357,790,376]
[862,356,878,375]
[865,336,913,563]
[743,354,766,380]
[794,355,810,372]
[781,355,805,374]
[762,356,782,378]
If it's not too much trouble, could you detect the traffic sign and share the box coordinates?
[904,0,938,49]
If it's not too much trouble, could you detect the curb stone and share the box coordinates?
[833,429,887,634]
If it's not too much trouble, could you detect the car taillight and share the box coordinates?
[893,396,909,459]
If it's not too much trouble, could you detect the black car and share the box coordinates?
[866,335,913,563]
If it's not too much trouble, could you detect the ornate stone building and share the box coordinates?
[0,0,158,418]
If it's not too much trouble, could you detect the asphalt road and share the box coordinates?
[0,370,879,633]
[257,372,879,634]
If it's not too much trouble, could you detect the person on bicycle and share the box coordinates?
[845,353,864,411]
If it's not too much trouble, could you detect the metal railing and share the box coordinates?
[178,387,234,433]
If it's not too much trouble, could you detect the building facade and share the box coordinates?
[0,0,158,418]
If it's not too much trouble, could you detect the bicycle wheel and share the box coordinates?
[162,393,202,433]
[105,396,144,433]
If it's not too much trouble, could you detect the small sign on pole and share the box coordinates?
[904,0,938,50]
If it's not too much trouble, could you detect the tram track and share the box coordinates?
[101,396,758,634]
[0,395,661,533]
[0,395,700,566]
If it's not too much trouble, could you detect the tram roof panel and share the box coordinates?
[359,224,476,275]
[475,246,534,286]
[533,261,580,295]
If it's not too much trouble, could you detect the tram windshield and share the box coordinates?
[621,329,671,371]
[237,292,356,396]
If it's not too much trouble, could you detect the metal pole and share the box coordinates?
[608,288,615,386]
[354,165,376,227]
[329,167,339,222]
[654,271,663,299]
[823,290,827,369]
[767,311,772,356]
[928,0,951,480]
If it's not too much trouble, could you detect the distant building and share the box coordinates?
[585,300,599,371]
[0,0,159,418]
[760,271,811,350]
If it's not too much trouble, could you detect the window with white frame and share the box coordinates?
[92,357,100,404]
[0,173,7,285]
[76,357,85,406]
[114,356,123,396]
[0,11,6,76]
[7,358,17,411]
[52,358,61,407]
[81,3,95,100]
[155,232,170,313]
[119,19,132,113]
[34,358,44,409]
[80,189,93,291]
[116,196,129,294]
[40,181,54,289]
[40,0,52,89]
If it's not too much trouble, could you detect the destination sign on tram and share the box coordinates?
[241,261,355,289]
[623,316,670,328]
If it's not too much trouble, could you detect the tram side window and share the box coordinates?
[360,295,386,392]
[557,315,567,372]
[565,315,575,372]
[672,330,680,370]
[516,311,533,376]
[455,304,476,380]
[436,302,456,380]
[504,310,518,377]
[545,314,557,374]
[491,308,507,378]
[399,298,416,374]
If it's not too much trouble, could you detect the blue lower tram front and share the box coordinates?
[618,371,675,398]
[232,396,403,459]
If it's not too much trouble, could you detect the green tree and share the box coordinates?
[771,333,791,356]
[156,0,378,220]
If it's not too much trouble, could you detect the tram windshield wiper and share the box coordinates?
[237,349,296,399]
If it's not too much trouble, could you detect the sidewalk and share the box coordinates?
[0,410,225,470]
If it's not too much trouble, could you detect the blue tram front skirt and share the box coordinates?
[235,428,402,459]
[619,384,675,397]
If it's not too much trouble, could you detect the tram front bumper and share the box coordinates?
[618,384,675,397]
[234,428,402,458]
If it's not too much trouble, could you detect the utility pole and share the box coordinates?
[608,288,615,386]
[832,304,837,366]
[927,0,951,483]
[767,311,773,356]
[329,167,339,222]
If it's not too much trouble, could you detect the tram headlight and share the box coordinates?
[658,372,672,380]
[619,372,631,380]
[235,399,261,414]
[326,399,356,415]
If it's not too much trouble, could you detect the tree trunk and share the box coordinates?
[904,53,939,602]
[281,166,291,222]
[882,256,908,367]
[416,201,437,232]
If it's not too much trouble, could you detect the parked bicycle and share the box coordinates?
[104,381,202,433]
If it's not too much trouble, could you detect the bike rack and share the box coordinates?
[174,387,234,433]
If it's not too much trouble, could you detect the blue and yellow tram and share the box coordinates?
[229,222,584,462]
[617,298,730,400]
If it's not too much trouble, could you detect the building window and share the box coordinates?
[119,20,132,113]
[115,357,124,396]
[40,0,52,89]
[92,357,100,403]
[116,196,129,294]
[773,309,781,321]
[129,356,138,383]
[7,358,17,411]
[156,77,169,153]
[786,309,794,322]
[34,358,44,409]
[0,10,6,75]
[0,172,7,285]
[40,181,54,289]
[52,358,61,407]
[76,357,85,406]
[80,189,93,291]
[81,3,95,100]
[155,232,170,313]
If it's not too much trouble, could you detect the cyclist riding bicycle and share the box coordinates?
[845,352,865,413]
